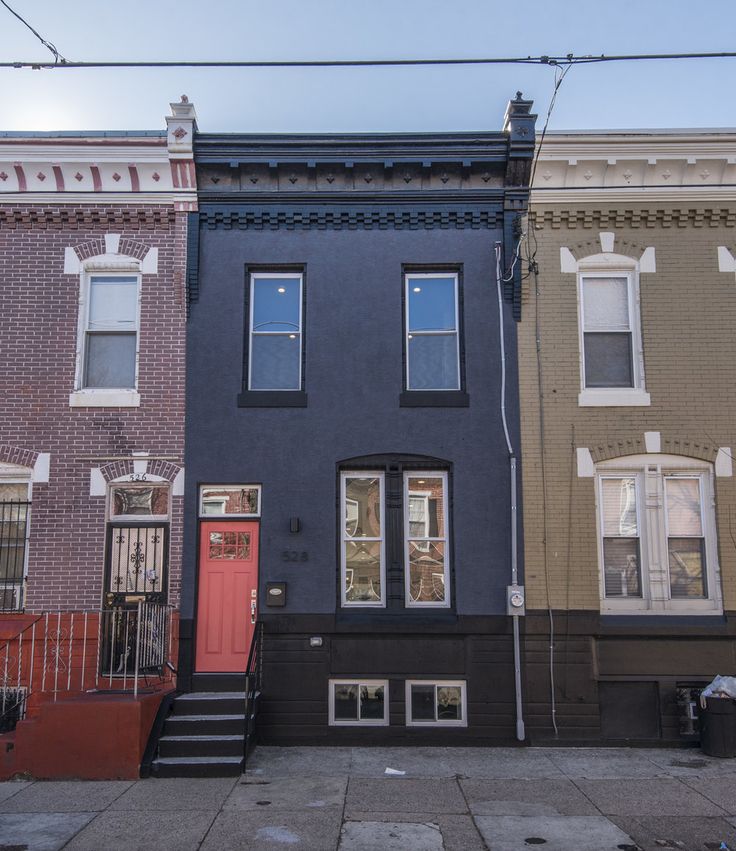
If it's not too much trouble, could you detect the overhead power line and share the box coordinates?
[2,51,736,70]
[0,0,67,64]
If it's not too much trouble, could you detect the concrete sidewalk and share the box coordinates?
[1,747,736,850]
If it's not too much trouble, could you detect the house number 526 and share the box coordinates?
[281,551,309,562]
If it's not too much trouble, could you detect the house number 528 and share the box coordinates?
[281,551,309,563]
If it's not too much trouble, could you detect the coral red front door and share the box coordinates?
[195,521,259,672]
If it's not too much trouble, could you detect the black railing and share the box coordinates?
[0,500,29,613]
[243,620,263,767]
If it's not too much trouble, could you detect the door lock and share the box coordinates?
[250,600,257,624]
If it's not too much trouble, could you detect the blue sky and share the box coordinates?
[1,0,734,133]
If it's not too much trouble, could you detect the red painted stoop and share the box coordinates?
[0,689,171,780]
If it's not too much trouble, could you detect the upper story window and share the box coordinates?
[83,275,140,389]
[248,272,303,391]
[596,454,721,615]
[580,273,636,389]
[340,458,451,610]
[405,273,460,391]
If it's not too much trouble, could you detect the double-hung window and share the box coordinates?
[405,273,460,390]
[580,273,635,389]
[596,455,721,614]
[248,272,303,391]
[83,275,139,389]
[340,465,450,609]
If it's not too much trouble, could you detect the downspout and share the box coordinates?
[495,242,525,742]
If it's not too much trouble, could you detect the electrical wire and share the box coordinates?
[2,51,736,71]
[0,0,67,64]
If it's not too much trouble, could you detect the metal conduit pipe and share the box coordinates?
[495,242,525,742]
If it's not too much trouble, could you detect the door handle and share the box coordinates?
[250,600,257,624]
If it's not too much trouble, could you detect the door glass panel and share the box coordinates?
[209,531,251,560]
[109,526,165,594]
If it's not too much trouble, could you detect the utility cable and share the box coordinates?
[2,51,736,70]
[0,0,67,64]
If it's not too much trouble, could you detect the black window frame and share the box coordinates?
[400,264,469,408]
[238,263,308,407]
[336,453,456,620]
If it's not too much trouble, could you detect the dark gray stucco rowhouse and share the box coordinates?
[180,95,536,744]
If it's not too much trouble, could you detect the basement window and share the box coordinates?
[329,679,389,726]
[406,680,467,726]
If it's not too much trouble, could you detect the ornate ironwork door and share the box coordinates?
[104,523,168,607]
[195,520,259,672]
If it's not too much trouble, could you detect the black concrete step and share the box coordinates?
[164,713,246,736]
[158,734,244,758]
[152,756,243,778]
[173,692,245,716]
[191,673,247,692]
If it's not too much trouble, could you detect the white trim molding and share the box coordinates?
[69,390,141,408]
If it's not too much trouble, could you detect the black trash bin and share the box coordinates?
[700,696,736,758]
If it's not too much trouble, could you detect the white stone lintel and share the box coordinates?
[716,448,733,478]
[644,431,661,453]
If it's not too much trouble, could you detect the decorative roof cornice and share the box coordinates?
[531,130,736,204]
[0,97,199,211]
[531,207,736,229]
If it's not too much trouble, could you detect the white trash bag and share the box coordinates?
[700,675,736,708]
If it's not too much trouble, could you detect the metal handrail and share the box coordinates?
[242,620,263,769]
[0,603,176,733]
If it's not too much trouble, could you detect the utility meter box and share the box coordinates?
[507,584,526,616]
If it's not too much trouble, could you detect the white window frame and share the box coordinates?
[576,260,649,408]
[0,466,32,612]
[405,679,467,727]
[198,485,262,518]
[328,679,389,726]
[404,471,451,608]
[595,455,722,615]
[248,271,303,391]
[405,272,461,391]
[340,471,386,608]
[70,267,142,408]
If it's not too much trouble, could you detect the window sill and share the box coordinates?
[578,388,650,407]
[400,391,469,408]
[600,604,723,617]
[237,391,308,408]
[69,390,140,408]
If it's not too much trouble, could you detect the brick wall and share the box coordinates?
[519,205,736,612]
[0,205,186,611]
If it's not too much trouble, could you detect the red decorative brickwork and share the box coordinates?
[0,205,187,611]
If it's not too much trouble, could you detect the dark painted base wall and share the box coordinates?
[524,611,736,745]
[256,614,521,745]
